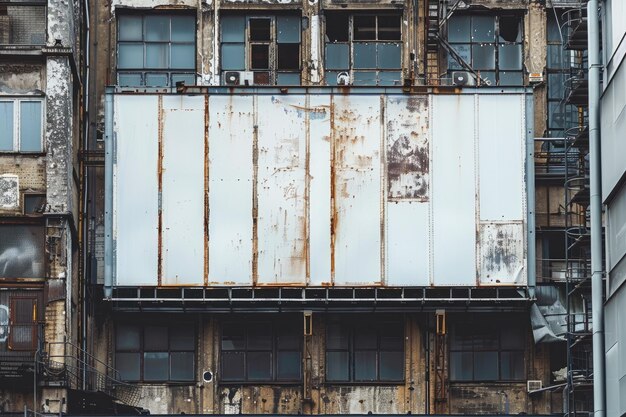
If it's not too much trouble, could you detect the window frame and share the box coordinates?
[324,12,403,86]
[325,316,405,384]
[114,322,196,383]
[0,97,45,153]
[116,12,197,87]
[219,318,302,384]
[219,12,302,86]
[449,321,526,382]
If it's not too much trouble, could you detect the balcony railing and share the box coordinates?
[0,1,46,45]
[0,324,42,385]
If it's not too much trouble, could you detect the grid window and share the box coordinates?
[220,319,301,382]
[447,14,523,86]
[326,318,404,382]
[449,322,525,381]
[324,12,402,86]
[117,14,196,87]
[115,323,195,382]
[220,14,301,85]
[0,99,43,152]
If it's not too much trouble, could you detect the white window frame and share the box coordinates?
[0,97,45,153]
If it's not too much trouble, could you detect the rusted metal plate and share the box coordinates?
[207,96,254,285]
[386,96,429,201]
[256,95,307,284]
[161,96,205,285]
[477,95,525,221]
[478,222,525,285]
[114,95,159,286]
[332,95,383,285]
[431,95,477,286]
[308,95,332,286]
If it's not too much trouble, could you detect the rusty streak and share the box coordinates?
[305,95,311,285]
[380,95,386,286]
[252,97,259,285]
[329,95,335,285]
[157,95,163,287]
[204,95,210,287]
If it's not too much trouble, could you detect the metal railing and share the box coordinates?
[0,1,46,45]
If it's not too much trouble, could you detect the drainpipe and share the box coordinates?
[587,1,605,417]
[104,87,114,299]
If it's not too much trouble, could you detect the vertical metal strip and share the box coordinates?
[252,96,259,285]
[380,94,386,285]
[157,95,163,286]
[525,92,536,295]
[204,94,210,286]
[104,87,114,298]
[305,95,311,284]
[329,95,336,285]
[474,93,480,286]
[428,95,434,286]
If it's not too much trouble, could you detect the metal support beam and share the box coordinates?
[104,87,114,299]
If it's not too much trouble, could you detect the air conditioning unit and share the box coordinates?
[451,71,475,86]
[336,71,350,86]
[223,71,254,86]
[527,380,543,393]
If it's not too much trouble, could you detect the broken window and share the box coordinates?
[220,318,301,382]
[0,99,43,152]
[115,323,195,382]
[117,14,196,87]
[450,320,525,381]
[220,13,301,86]
[447,14,523,86]
[326,317,404,382]
[324,12,402,86]
[0,224,45,279]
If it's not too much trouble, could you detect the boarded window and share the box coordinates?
[0,225,45,279]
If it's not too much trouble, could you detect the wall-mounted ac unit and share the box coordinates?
[451,71,476,86]
[527,380,543,393]
[223,71,254,86]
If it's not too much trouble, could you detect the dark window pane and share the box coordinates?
[326,13,349,42]
[499,44,522,70]
[222,327,245,350]
[221,16,246,43]
[171,73,196,86]
[498,16,521,43]
[118,72,143,86]
[278,43,300,70]
[450,328,472,350]
[448,44,470,70]
[253,71,271,85]
[354,43,376,68]
[354,16,376,40]
[171,352,195,381]
[473,351,498,380]
[277,15,300,43]
[474,329,499,350]
[353,71,377,85]
[117,352,141,381]
[171,44,195,69]
[145,15,170,41]
[547,44,566,68]
[380,351,403,381]
[251,44,270,69]
[277,72,300,85]
[378,15,401,40]
[171,16,195,42]
[327,323,349,349]
[221,43,245,70]
[450,351,472,381]
[145,73,168,87]
[324,71,341,86]
[379,71,401,86]
[222,351,245,381]
[499,71,523,86]
[146,44,169,68]
[449,15,471,42]
[170,325,195,350]
[249,18,271,41]
[118,44,144,69]
[23,194,46,214]
[380,326,403,350]
[354,329,377,349]
[378,43,401,69]
[326,351,349,381]
[472,44,495,69]
[325,43,349,70]
[547,17,562,43]
[277,351,301,380]
[479,71,496,86]
[472,16,495,42]
[548,73,566,99]
[19,101,42,152]
[144,326,168,351]
[116,325,140,350]
[354,351,377,381]
[119,15,142,41]
[0,102,14,151]
[501,351,524,380]
[144,352,169,381]
[277,332,299,350]
[247,351,272,380]
[247,326,272,350]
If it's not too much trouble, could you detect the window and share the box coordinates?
[117,14,196,87]
[326,317,404,382]
[0,1,46,45]
[447,14,523,86]
[8,296,38,350]
[0,224,45,278]
[221,319,301,382]
[220,13,301,85]
[115,323,195,382]
[324,12,402,86]
[450,321,525,381]
[0,99,43,152]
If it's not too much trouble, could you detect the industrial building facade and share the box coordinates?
[0,0,622,416]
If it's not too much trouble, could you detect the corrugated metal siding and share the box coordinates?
[111,92,528,287]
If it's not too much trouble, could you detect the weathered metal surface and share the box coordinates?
[161,96,205,285]
[431,95,477,286]
[111,91,529,288]
[114,96,159,286]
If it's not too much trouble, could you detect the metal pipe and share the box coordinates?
[104,87,114,299]
[587,1,605,417]
[526,90,536,298]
